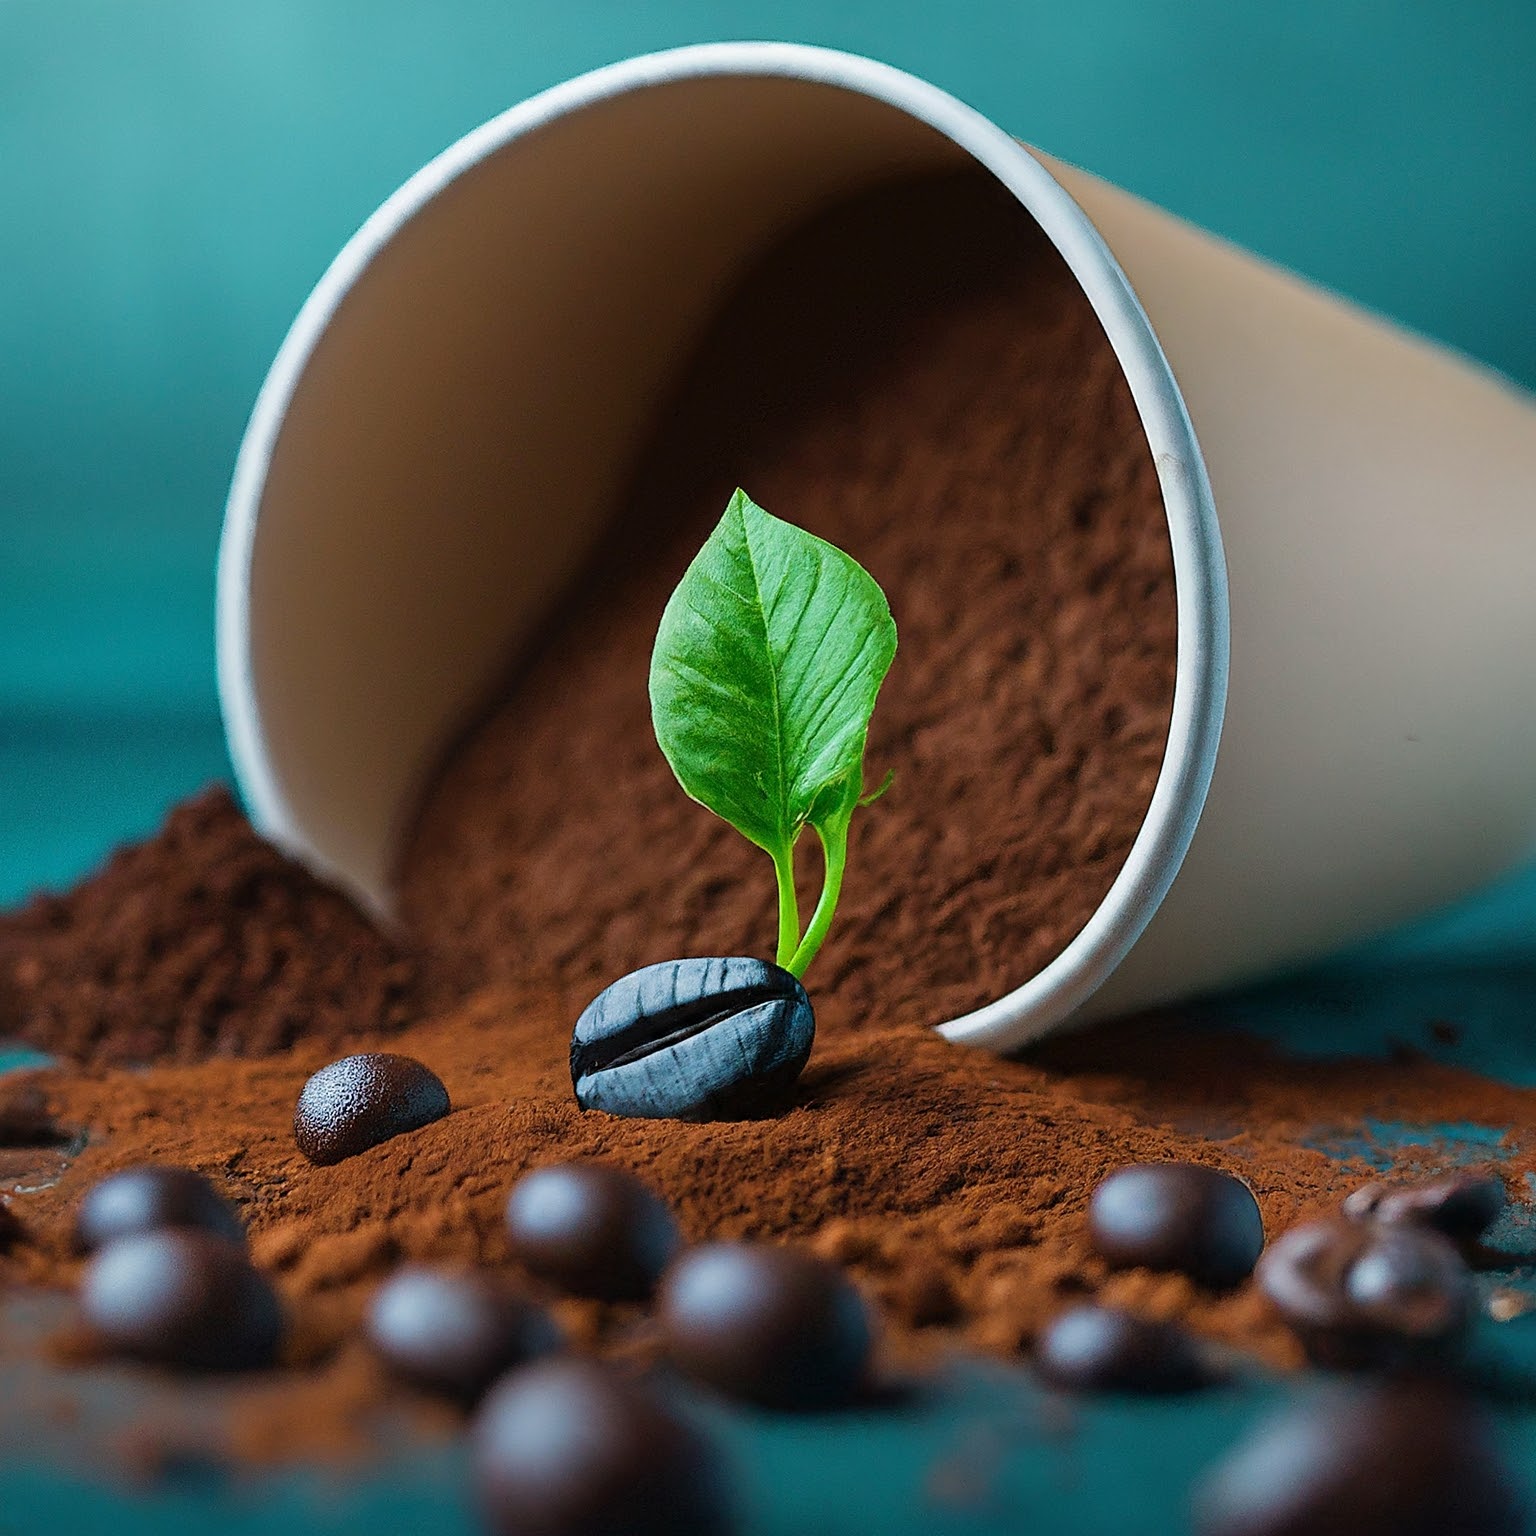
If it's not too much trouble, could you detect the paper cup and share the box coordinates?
[217,43,1536,1052]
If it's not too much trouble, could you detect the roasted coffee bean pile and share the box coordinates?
[45,1122,1526,1533]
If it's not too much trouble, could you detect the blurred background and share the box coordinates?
[3,0,1535,905]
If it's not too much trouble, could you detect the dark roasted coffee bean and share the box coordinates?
[0,1200,21,1250]
[73,1164,244,1255]
[473,1357,734,1536]
[1193,1380,1526,1536]
[293,1052,449,1165]
[367,1266,559,1404]
[1342,1173,1506,1248]
[505,1162,681,1302]
[658,1242,873,1409]
[570,957,813,1121]
[1088,1163,1265,1289]
[80,1229,283,1371]
[1035,1305,1213,1394]
[1256,1216,1471,1367]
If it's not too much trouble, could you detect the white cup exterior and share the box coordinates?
[217,43,1536,1053]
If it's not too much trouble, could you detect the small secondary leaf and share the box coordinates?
[649,490,897,976]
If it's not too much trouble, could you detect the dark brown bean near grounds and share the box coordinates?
[398,167,1177,1033]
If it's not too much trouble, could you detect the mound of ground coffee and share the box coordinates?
[399,168,1177,1030]
[0,787,416,1065]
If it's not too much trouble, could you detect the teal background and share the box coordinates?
[3,0,1536,903]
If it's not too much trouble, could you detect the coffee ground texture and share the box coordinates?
[2,978,1530,1466]
[0,787,417,1065]
[399,169,1177,1031]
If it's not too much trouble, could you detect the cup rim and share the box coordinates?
[217,40,1229,1051]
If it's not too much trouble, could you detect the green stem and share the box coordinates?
[771,843,801,970]
[786,819,848,978]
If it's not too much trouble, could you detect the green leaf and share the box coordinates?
[649,489,897,974]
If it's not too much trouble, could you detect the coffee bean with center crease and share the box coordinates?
[473,1357,735,1536]
[658,1242,874,1409]
[1088,1163,1265,1289]
[367,1266,560,1405]
[294,1053,450,1165]
[73,1164,244,1255]
[1193,1380,1526,1536]
[80,1229,283,1371]
[1342,1173,1506,1250]
[505,1162,681,1302]
[1035,1305,1215,1394]
[1256,1216,1471,1367]
[570,957,814,1121]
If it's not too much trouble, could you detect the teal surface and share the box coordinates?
[4,5,1536,1531]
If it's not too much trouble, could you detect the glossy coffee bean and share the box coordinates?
[293,1053,449,1165]
[80,1229,283,1371]
[1256,1217,1471,1367]
[1089,1163,1265,1289]
[571,958,814,1121]
[473,1357,734,1536]
[367,1266,559,1404]
[1193,1380,1525,1536]
[1035,1305,1213,1394]
[505,1162,681,1302]
[1342,1173,1505,1248]
[658,1242,873,1410]
[73,1164,244,1255]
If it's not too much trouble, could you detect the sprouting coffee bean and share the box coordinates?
[1193,1380,1526,1536]
[1256,1216,1471,1367]
[657,1242,874,1410]
[80,1229,283,1371]
[367,1266,559,1405]
[73,1164,244,1255]
[505,1162,682,1303]
[1342,1172,1505,1249]
[293,1053,449,1165]
[473,1357,734,1536]
[570,957,813,1121]
[1035,1305,1213,1394]
[1088,1163,1265,1289]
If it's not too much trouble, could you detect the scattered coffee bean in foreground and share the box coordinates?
[1343,1172,1506,1250]
[1256,1216,1471,1368]
[1035,1304,1214,1395]
[658,1242,874,1410]
[73,1164,244,1255]
[80,1229,283,1372]
[505,1161,682,1302]
[1089,1163,1265,1289]
[1193,1380,1526,1536]
[570,957,814,1121]
[472,1357,734,1536]
[366,1266,560,1405]
[293,1052,450,1165]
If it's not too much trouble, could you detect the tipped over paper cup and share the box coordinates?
[217,43,1536,1053]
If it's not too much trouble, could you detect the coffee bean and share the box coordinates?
[657,1242,873,1409]
[1088,1163,1265,1289]
[80,1229,283,1371]
[1193,1380,1525,1536]
[293,1053,449,1165]
[366,1266,559,1404]
[570,957,813,1121]
[1035,1305,1213,1394]
[505,1162,681,1303]
[473,1357,734,1536]
[73,1164,244,1255]
[0,1200,21,1250]
[1342,1173,1505,1248]
[1256,1216,1471,1367]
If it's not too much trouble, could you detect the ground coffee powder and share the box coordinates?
[400,168,1177,1030]
[0,787,416,1065]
